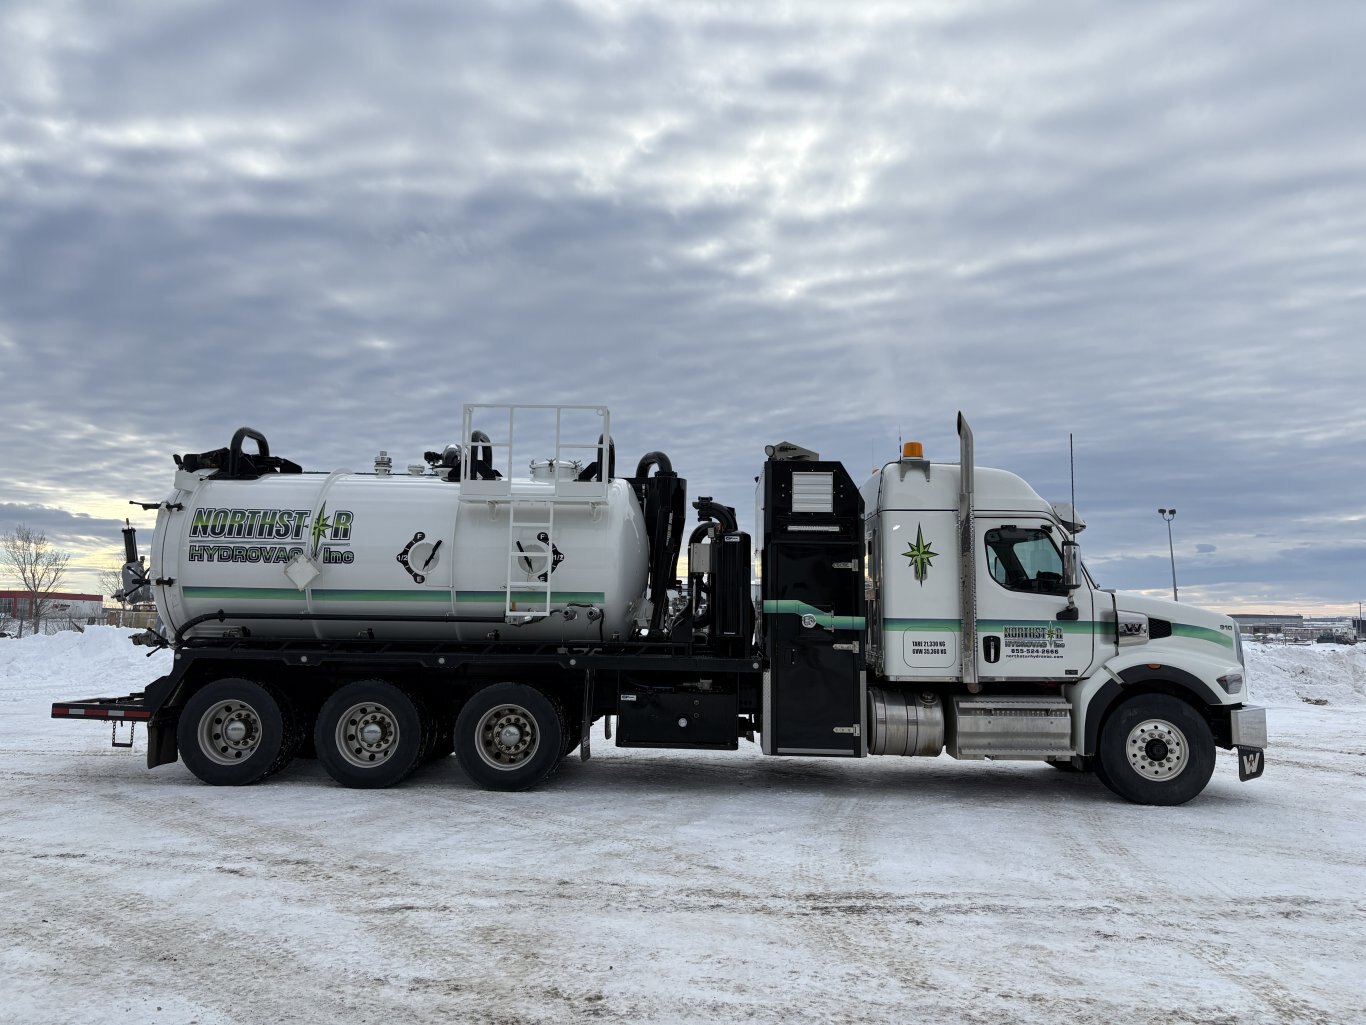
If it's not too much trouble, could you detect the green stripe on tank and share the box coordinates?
[182,586,304,601]
[184,586,606,605]
[456,591,606,604]
[184,586,453,603]
[761,600,865,631]
[314,589,452,603]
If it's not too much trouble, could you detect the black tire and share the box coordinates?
[315,679,427,789]
[1093,755,1112,789]
[454,683,565,792]
[424,697,456,762]
[177,678,301,786]
[1096,693,1215,806]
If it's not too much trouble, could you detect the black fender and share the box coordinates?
[1081,666,1227,756]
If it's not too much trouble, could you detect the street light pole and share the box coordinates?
[1158,508,1178,602]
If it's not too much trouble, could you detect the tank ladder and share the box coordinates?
[505,498,556,621]
[458,404,611,624]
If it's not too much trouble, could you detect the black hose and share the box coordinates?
[577,434,616,482]
[693,496,737,533]
[227,427,270,477]
[469,430,501,480]
[634,451,673,478]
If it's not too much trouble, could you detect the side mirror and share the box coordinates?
[1062,541,1080,591]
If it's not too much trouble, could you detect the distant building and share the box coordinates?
[1230,613,1359,645]
[1230,613,1305,634]
[0,590,104,632]
[1228,613,1321,642]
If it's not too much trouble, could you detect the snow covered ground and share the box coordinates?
[2,629,1364,1025]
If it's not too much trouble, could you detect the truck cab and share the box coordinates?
[855,416,1265,804]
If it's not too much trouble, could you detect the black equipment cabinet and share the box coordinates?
[759,457,866,756]
[614,679,740,750]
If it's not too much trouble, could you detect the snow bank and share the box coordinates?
[1245,640,1366,707]
[0,627,173,704]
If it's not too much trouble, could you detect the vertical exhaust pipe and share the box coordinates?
[118,519,152,605]
[957,413,981,694]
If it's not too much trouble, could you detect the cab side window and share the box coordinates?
[984,526,1067,596]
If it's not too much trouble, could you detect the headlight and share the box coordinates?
[1217,671,1244,695]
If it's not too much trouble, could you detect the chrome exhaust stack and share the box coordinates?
[957,413,980,694]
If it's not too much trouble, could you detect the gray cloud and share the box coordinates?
[1,0,1362,611]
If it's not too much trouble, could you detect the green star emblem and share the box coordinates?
[311,503,333,555]
[903,524,938,585]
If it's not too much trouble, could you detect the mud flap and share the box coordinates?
[1237,746,1265,782]
[146,719,180,769]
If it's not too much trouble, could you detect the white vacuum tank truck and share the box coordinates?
[54,404,1266,805]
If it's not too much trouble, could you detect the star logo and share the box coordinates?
[311,503,333,555]
[903,524,938,585]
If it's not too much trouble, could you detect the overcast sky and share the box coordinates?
[2,0,1363,615]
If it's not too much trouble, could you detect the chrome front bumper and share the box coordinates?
[1231,705,1268,749]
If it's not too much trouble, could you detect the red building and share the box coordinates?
[0,590,104,633]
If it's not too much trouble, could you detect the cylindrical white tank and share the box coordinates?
[151,469,649,642]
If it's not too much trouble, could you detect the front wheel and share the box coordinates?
[454,683,565,792]
[1046,757,1093,773]
[177,678,301,786]
[1096,693,1215,806]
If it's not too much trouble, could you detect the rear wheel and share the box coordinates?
[178,678,301,786]
[424,698,456,762]
[454,683,565,791]
[315,679,426,789]
[1096,693,1215,806]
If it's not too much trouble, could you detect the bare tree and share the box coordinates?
[98,562,127,627]
[1,524,71,637]
[98,564,123,601]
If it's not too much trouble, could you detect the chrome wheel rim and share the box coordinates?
[1125,718,1190,781]
[334,702,400,768]
[474,703,539,771]
[198,700,263,765]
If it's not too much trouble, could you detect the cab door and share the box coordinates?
[974,519,1095,682]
